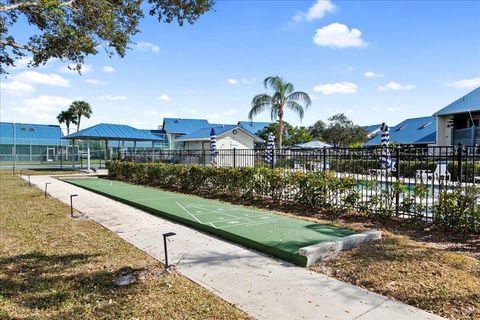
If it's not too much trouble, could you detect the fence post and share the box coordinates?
[395,146,401,216]
[457,143,463,182]
[233,148,236,168]
[322,147,327,171]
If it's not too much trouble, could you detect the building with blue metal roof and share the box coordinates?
[434,87,479,145]
[364,116,437,146]
[161,118,212,149]
[237,121,272,135]
[63,123,165,142]
[176,124,263,150]
[0,122,68,162]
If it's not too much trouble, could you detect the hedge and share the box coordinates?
[106,161,480,233]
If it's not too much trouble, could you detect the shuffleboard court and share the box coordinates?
[64,178,361,266]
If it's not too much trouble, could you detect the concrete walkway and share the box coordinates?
[26,175,444,320]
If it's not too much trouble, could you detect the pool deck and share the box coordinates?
[23,174,444,320]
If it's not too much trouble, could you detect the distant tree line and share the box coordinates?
[258,113,369,148]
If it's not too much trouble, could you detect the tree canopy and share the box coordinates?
[309,113,368,147]
[0,0,215,73]
[257,122,312,147]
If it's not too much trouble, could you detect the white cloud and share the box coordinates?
[159,94,171,102]
[313,82,358,95]
[102,66,115,73]
[13,95,72,119]
[0,80,35,95]
[136,42,160,53]
[446,77,480,89]
[85,79,107,85]
[313,23,367,48]
[59,64,94,74]
[293,0,336,22]
[364,71,384,78]
[227,78,239,85]
[99,95,127,101]
[378,82,415,91]
[188,109,197,114]
[15,71,70,87]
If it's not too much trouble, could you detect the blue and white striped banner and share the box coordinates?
[210,128,218,165]
[379,122,391,169]
[265,133,275,166]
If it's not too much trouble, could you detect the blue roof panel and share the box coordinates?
[163,118,211,134]
[364,116,437,145]
[0,122,67,145]
[362,124,382,134]
[238,121,272,135]
[433,87,480,116]
[176,125,263,142]
[63,123,164,141]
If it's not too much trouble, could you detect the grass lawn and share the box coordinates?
[0,171,250,319]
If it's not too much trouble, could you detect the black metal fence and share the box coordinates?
[119,145,480,226]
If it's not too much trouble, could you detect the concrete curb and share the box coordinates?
[299,230,382,267]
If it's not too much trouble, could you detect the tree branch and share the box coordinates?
[0,39,36,52]
[0,0,77,12]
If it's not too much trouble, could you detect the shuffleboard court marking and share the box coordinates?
[176,202,204,224]
[218,217,288,229]
[185,204,260,223]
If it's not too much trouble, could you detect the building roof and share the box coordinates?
[162,118,211,134]
[176,125,264,143]
[289,140,332,149]
[433,87,480,116]
[0,122,67,145]
[63,123,165,141]
[362,124,382,134]
[237,121,272,135]
[364,116,437,145]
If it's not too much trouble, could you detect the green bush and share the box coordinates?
[433,185,480,233]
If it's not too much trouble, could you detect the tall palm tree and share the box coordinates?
[70,100,93,132]
[57,109,78,135]
[249,76,311,148]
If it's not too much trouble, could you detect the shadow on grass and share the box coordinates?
[0,252,146,314]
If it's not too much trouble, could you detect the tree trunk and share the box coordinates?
[278,108,283,148]
[66,122,70,135]
[77,116,81,132]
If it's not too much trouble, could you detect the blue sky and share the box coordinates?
[1,0,479,132]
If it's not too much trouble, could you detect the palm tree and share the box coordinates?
[70,100,93,132]
[249,76,311,148]
[57,109,78,135]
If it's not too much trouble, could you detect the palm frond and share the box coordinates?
[270,106,279,121]
[284,82,294,95]
[286,91,311,109]
[249,94,272,120]
[285,101,305,120]
[263,76,284,92]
